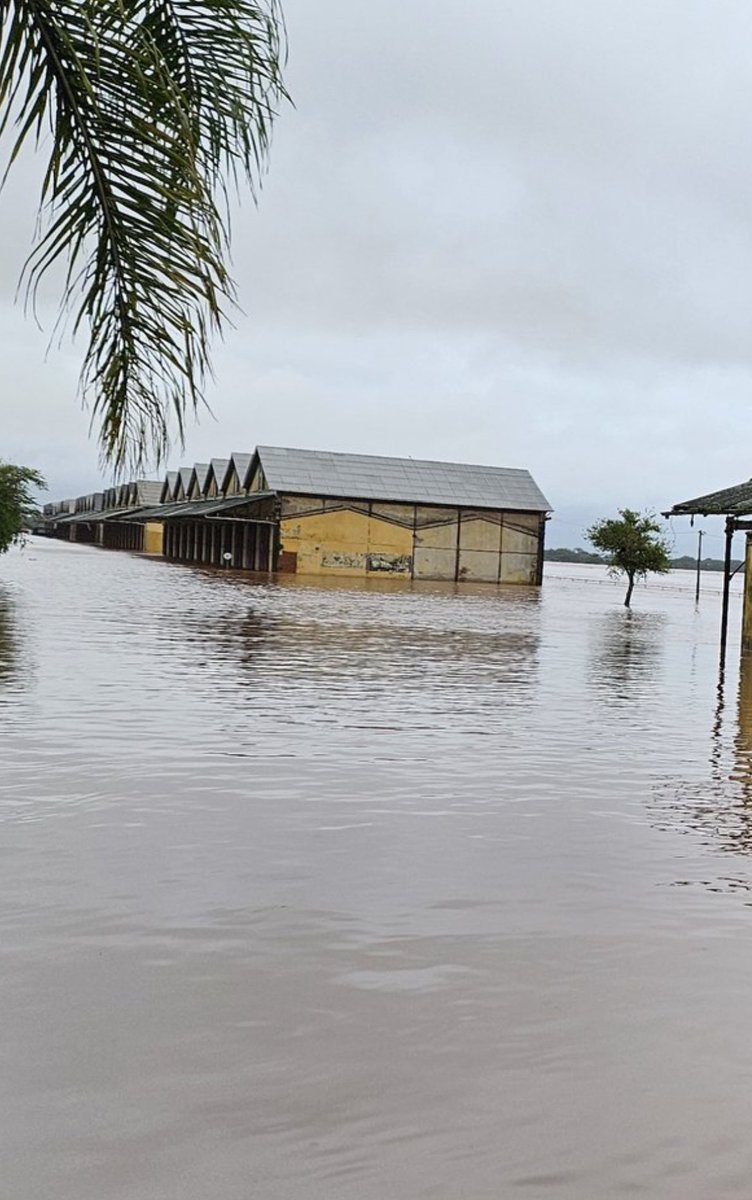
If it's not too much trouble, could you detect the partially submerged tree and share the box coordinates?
[587,509,671,608]
[0,462,46,554]
[0,1,287,472]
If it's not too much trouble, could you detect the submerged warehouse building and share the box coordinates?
[42,446,551,585]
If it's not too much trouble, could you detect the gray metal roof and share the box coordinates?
[169,493,275,519]
[56,506,133,524]
[162,471,179,501]
[113,493,275,522]
[189,462,211,495]
[223,452,254,491]
[136,481,163,506]
[112,500,200,522]
[208,457,229,484]
[255,446,551,512]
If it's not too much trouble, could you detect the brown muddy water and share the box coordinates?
[2,538,752,1199]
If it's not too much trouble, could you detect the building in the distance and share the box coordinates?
[158,446,551,584]
[41,480,163,552]
[41,446,552,585]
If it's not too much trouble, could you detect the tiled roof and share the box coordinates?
[668,479,752,517]
[255,446,551,512]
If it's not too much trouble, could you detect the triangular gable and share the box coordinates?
[222,452,254,496]
[161,471,179,504]
[187,462,210,500]
[243,449,268,493]
[175,466,193,501]
[205,457,230,498]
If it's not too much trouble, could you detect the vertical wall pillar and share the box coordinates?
[742,533,752,655]
[454,508,462,582]
[536,514,546,586]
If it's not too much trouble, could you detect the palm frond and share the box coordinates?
[0,0,287,472]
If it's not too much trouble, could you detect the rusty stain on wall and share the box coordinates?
[278,498,543,584]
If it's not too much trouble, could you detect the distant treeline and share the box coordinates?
[544,547,743,572]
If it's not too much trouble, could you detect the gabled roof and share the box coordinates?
[176,466,193,498]
[221,452,254,492]
[205,457,230,493]
[74,493,103,513]
[134,480,163,506]
[187,462,211,497]
[667,479,752,518]
[254,446,551,512]
[161,471,179,503]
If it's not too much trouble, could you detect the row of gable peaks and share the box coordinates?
[162,450,261,503]
[158,446,551,513]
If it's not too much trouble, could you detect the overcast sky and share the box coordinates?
[4,0,752,552]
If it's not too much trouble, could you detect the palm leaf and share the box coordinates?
[0,0,287,471]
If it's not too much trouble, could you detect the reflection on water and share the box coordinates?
[0,586,20,695]
[731,653,752,798]
[587,608,666,703]
[6,543,752,1200]
[652,654,752,868]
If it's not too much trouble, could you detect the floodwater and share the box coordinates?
[3,540,752,1199]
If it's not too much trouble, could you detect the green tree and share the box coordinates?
[587,509,671,608]
[0,2,286,471]
[0,463,46,554]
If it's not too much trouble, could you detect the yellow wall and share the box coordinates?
[281,505,412,577]
[279,497,542,583]
[143,522,164,555]
[743,535,752,654]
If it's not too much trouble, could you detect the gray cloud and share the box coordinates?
[3,0,752,554]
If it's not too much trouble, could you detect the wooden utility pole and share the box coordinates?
[720,516,735,665]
